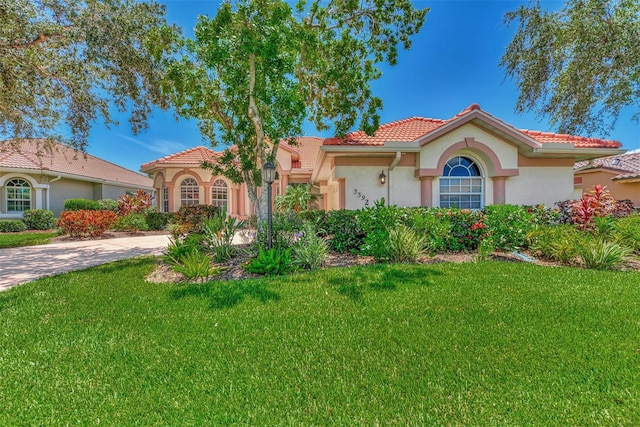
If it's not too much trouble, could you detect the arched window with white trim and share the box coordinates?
[439,156,483,209]
[6,178,32,212]
[180,178,199,206]
[211,179,228,211]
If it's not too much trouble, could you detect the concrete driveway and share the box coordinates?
[0,234,172,291]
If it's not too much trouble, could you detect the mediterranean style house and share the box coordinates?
[141,104,626,217]
[574,150,640,208]
[0,139,154,219]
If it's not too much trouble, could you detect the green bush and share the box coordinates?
[173,205,222,234]
[113,213,149,232]
[406,208,450,253]
[577,239,631,270]
[255,212,305,252]
[146,212,174,230]
[482,204,536,251]
[22,209,56,230]
[527,224,582,264]
[323,209,364,253]
[292,222,328,270]
[386,224,428,263]
[97,199,119,212]
[169,250,215,282]
[63,198,100,211]
[612,214,640,254]
[201,215,245,262]
[357,200,405,258]
[0,220,27,233]
[246,247,294,276]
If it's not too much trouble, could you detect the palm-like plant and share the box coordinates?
[275,185,316,212]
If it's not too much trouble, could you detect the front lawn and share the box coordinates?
[1,259,639,425]
[0,231,59,248]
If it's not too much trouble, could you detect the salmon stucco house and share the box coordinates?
[0,139,154,219]
[141,104,625,216]
[574,150,640,209]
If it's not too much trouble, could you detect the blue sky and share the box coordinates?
[88,0,640,172]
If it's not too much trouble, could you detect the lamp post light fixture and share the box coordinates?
[262,161,276,249]
[379,170,386,185]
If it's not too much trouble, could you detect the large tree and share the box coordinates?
[501,0,640,136]
[164,0,427,218]
[0,0,175,150]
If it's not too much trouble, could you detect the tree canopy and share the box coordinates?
[164,0,427,218]
[501,0,640,137]
[0,0,175,149]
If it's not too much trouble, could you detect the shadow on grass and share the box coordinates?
[327,264,443,303]
[170,280,281,310]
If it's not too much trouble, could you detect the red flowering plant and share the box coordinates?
[118,189,153,216]
[57,210,118,238]
[570,185,616,231]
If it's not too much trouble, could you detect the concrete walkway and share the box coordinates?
[0,234,172,291]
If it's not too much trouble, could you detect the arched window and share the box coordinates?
[439,156,483,209]
[211,179,228,211]
[180,178,199,206]
[6,178,32,212]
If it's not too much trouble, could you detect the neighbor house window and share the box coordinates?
[6,178,31,212]
[211,179,228,211]
[439,156,483,209]
[162,187,169,212]
[180,178,199,206]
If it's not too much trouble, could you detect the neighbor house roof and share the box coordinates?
[280,137,324,170]
[0,139,153,188]
[575,150,640,182]
[323,104,622,150]
[141,146,221,169]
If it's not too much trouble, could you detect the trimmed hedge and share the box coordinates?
[64,198,100,211]
[22,209,56,230]
[0,220,27,233]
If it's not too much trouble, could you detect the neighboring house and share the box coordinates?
[0,139,154,219]
[140,137,324,217]
[574,150,640,208]
[142,104,624,215]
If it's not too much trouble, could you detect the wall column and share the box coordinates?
[419,176,434,207]
[492,176,507,205]
[338,178,346,210]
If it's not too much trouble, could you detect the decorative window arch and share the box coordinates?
[211,179,228,211]
[180,177,199,206]
[6,178,32,212]
[439,156,483,209]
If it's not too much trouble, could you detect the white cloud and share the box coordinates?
[115,133,187,155]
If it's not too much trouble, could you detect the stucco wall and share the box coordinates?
[506,167,574,206]
[388,166,421,207]
[49,179,94,214]
[335,165,388,209]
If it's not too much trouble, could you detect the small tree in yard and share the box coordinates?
[163,0,427,220]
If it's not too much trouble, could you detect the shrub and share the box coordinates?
[323,209,364,253]
[357,200,405,258]
[0,220,27,233]
[612,214,640,255]
[163,236,200,265]
[577,239,631,270]
[22,209,56,230]
[406,208,450,253]
[255,211,305,252]
[146,212,174,231]
[173,205,222,234]
[386,224,428,263]
[113,213,149,232]
[482,204,535,251]
[527,224,582,264]
[292,222,328,270]
[97,199,119,212]
[201,215,246,262]
[275,184,316,212]
[168,250,215,282]
[118,189,153,216]
[57,210,118,238]
[246,247,293,276]
[64,198,100,211]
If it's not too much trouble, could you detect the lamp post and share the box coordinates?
[262,161,276,249]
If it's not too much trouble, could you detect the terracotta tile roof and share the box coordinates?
[1,139,153,188]
[324,104,622,149]
[292,137,324,170]
[575,150,640,181]
[141,146,220,168]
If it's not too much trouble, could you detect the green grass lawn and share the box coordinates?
[0,231,58,248]
[1,259,639,425]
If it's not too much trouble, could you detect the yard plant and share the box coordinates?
[1,259,639,425]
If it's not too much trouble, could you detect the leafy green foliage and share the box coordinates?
[254,212,305,252]
[170,250,216,283]
[164,0,427,219]
[112,213,149,233]
[501,0,640,136]
[322,209,364,253]
[172,205,222,235]
[97,199,119,212]
[145,212,174,231]
[482,204,536,250]
[63,198,100,211]
[22,209,56,230]
[386,224,428,263]
[527,224,583,264]
[292,222,328,270]
[357,200,405,258]
[577,239,632,270]
[0,220,27,233]
[612,214,640,254]
[0,0,175,148]
[275,184,316,212]
[200,215,246,262]
[246,247,293,276]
